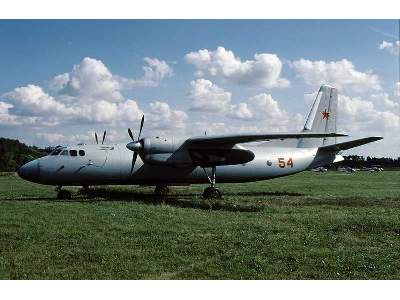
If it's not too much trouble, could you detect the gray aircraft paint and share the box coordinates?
[298,85,338,148]
[17,85,383,190]
[22,143,319,186]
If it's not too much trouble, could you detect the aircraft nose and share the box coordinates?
[17,160,40,182]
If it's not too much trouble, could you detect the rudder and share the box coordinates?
[297,85,338,148]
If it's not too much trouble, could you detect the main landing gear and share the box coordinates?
[202,166,222,199]
[55,185,71,200]
[154,184,169,197]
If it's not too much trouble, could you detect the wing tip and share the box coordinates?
[370,136,384,141]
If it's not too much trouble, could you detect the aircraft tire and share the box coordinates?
[203,187,222,199]
[57,190,72,200]
[155,185,169,196]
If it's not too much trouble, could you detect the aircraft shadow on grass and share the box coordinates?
[0,187,302,212]
[75,188,278,212]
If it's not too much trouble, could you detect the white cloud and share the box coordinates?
[292,58,381,93]
[36,129,130,145]
[379,40,400,56]
[0,102,18,124]
[229,102,253,119]
[51,57,173,101]
[394,82,400,98]
[117,57,173,88]
[148,101,187,130]
[229,93,288,122]
[2,84,75,117]
[49,73,70,91]
[190,121,227,136]
[141,57,173,85]
[188,79,232,112]
[53,57,123,102]
[339,95,400,132]
[1,83,145,125]
[369,93,400,110]
[185,46,289,88]
[36,132,66,144]
[77,99,144,124]
[116,99,143,122]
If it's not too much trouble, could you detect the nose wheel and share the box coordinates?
[202,166,222,199]
[56,186,71,200]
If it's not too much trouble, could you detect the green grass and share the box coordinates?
[1,171,400,279]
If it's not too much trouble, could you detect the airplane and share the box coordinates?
[337,166,357,173]
[17,85,383,200]
[361,166,384,172]
[311,166,328,173]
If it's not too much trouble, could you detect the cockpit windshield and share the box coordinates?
[49,147,66,156]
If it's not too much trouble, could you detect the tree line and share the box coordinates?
[0,138,46,172]
[336,155,400,169]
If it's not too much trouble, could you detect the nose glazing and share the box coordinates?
[17,160,40,182]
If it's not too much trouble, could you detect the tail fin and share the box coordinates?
[297,85,338,148]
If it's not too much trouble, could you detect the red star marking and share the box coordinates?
[322,109,330,119]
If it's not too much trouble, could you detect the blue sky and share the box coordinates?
[0,20,399,156]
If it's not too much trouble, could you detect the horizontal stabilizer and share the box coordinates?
[187,132,347,146]
[318,136,383,152]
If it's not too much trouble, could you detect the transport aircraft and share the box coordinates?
[17,85,383,199]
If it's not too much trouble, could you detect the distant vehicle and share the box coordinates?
[17,85,382,200]
[338,166,357,173]
[311,166,328,172]
[361,166,384,172]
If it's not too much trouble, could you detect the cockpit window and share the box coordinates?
[50,149,62,156]
[69,150,78,157]
[60,150,68,156]
[79,150,85,156]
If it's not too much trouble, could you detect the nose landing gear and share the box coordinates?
[55,185,71,200]
[202,166,222,199]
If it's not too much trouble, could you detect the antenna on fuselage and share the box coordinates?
[94,130,107,144]
[101,130,106,144]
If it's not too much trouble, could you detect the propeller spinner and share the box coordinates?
[126,115,144,173]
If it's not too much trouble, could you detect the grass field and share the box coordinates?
[1,171,400,279]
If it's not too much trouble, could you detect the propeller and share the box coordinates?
[101,130,106,144]
[95,131,107,144]
[127,115,145,173]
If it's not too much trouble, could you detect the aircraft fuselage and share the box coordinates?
[18,143,322,186]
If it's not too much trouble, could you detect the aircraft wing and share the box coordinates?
[318,136,383,152]
[186,132,347,146]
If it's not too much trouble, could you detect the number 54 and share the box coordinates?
[278,157,294,168]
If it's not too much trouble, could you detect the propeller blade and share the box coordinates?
[95,132,98,144]
[101,130,106,144]
[128,128,134,141]
[138,115,144,139]
[130,152,138,174]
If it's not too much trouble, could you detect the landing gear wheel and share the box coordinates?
[57,190,72,200]
[154,185,169,197]
[79,185,90,194]
[202,187,222,199]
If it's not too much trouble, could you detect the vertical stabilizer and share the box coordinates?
[297,85,338,148]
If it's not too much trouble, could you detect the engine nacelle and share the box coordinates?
[140,136,184,166]
[141,136,177,154]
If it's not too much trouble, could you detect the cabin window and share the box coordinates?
[60,150,68,156]
[69,150,78,157]
[50,149,62,156]
[79,150,85,156]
